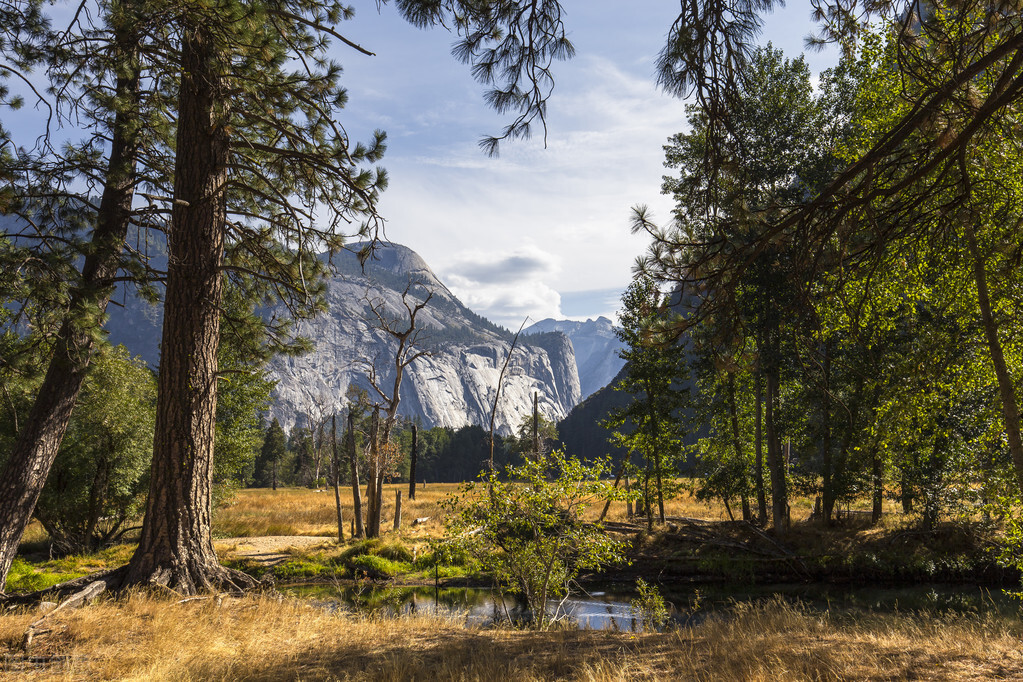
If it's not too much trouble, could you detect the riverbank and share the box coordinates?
[3,589,1022,680]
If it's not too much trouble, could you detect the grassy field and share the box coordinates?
[6,482,985,593]
[211,481,914,540]
[3,483,1019,680]
[1,590,1020,680]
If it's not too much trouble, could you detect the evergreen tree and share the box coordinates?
[605,275,690,528]
[254,419,288,490]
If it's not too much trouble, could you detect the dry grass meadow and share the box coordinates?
[4,483,1019,680]
[2,590,1021,681]
[211,481,736,541]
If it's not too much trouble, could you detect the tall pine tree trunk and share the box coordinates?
[726,372,752,522]
[347,411,365,538]
[871,444,884,524]
[819,345,835,527]
[754,367,767,525]
[408,423,418,501]
[124,25,250,594]
[0,26,142,591]
[766,364,788,535]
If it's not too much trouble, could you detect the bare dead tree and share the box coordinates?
[331,414,344,543]
[363,280,434,444]
[360,280,434,536]
[488,318,529,472]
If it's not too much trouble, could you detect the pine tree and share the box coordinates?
[605,276,690,529]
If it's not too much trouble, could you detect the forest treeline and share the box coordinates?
[596,26,1023,551]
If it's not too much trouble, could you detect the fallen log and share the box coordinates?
[23,580,107,652]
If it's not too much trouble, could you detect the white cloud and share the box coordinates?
[370,54,682,326]
[439,247,564,328]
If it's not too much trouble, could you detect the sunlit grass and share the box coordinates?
[212,483,451,539]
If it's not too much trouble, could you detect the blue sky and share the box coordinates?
[332,1,839,328]
[3,1,838,330]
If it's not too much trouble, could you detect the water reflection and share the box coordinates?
[283,582,1017,632]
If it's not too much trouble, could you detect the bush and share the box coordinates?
[34,345,156,554]
[630,579,670,631]
[444,449,630,630]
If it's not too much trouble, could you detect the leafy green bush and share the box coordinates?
[34,345,156,554]
[445,449,630,630]
[630,579,670,631]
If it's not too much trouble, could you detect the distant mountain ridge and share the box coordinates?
[523,316,625,399]
[105,241,584,434]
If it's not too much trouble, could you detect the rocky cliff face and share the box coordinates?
[107,241,582,434]
[267,246,581,433]
[523,316,625,399]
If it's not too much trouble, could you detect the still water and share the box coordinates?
[284,581,1018,631]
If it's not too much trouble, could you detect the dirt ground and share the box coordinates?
[213,536,336,566]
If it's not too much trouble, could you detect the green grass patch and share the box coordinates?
[272,559,336,581]
[376,540,415,563]
[5,557,85,594]
[349,555,410,579]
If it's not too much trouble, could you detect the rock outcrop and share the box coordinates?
[107,241,582,435]
[523,316,625,399]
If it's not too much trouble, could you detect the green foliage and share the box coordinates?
[253,419,288,489]
[605,275,690,521]
[630,579,670,631]
[444,449,629,630]
[214,320,275,491]
[510,411,559,458]
[33,345,156,554]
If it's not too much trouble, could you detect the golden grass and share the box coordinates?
[2,591,1020,681]
[213,484,452,539]
[213,481,908,538]
[213,480,738,541]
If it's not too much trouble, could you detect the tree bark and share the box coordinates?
[818,345,834,527]
[871,444,884,524]
[123,25,250,594]
[765,364,788,535]
[599,456,628,522]
[725,372,752,522]
[754,367,767,525]
[365,407,381,537]
[347,410,365,539]
[408,423,418,501]
[828,376,864,525]
[0,26,142,591]
[642,377,665,525]
[331,415,344,543]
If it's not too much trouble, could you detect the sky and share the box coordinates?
[2,1,838,330]
[329,1,839,329]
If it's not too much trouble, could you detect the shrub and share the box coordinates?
[630,579,670,631]
[444,449,630,630]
